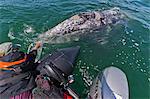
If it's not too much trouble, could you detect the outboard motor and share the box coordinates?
[88,66,129,99]
[37,46,80,87]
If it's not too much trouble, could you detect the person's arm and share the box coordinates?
[27,41,42,61]
[19,42,42,72]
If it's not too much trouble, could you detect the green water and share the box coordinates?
[0,0,150,98]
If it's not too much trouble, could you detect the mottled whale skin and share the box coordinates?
[38,7,125,43]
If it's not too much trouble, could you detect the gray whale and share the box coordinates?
[38,7,125,43]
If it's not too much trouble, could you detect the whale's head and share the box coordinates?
[102,7,125,25]
[37,7,126,44]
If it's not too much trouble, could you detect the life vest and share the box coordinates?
[0,52,37,97]
[0,55,27,70]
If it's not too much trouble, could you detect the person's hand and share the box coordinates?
[35,41,42,49]
[32,41,42,50]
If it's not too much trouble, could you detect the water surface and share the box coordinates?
[0,0,150,98]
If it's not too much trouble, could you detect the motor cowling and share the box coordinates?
[37,46,80,85]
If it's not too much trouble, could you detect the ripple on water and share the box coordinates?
[134,42,139,46]
[148,78,150,82]
[121,38,126,45]
[116,55,119,57]
[121,61,125,65]
[135,60,139,63]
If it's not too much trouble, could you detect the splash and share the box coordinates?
[23,24,35,34]
[8,24,36,45]
[8,31,16,40]
[77,60,99,87]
